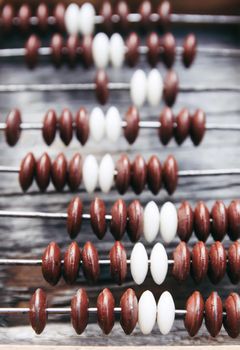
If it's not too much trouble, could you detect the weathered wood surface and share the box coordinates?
[0,23,239,346]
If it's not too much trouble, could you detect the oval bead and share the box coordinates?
[163,70,179,107]
[109,33,125,68]
[159,202,178,243]
[82,242,100,282]
[109,241,127,285]
[177,201,193,242]
[205,292,223,337]
[83,155,98,193]
[90,197,107,239]
[130,69,147,107]
[99,154,114,193]
[97,288,115,334]
[150,243,168,285]
[68,153,82,191]
[42,242,61,286]
[92,32,109,69]
[71,289,89,334]
[105,106,122,143]
[147,69,163,106]
[184,291,204,337]
[227,241,240,284]
[130,242,148,285]
[147,155,162,195]
[63,241,81,284]
[110,199,127,240]
[172,241,191,282]
[190,109,206,145]
[131,154,147,194]
[89,107,105,142]
[191,241,208,283]
[36,153,51,192]
[75,107,89,145]
[223,293,240,338]
[208,241,226,284]
[5,108,22,146]
[143,201,160,243]
[42,109,57,145]
[228,200,240,240]
[127,200,144,242]
[157,291,175,335]
[120,288,138,335]
[78,3,95,36]
[64,3,79,35]
[115,154,131,194]
[19,152,36,192]
[124,106,140,144]
[162,155,178,195]
[67,197,83,239]
[95,69,109,105]
[51,153,67,191]
[138,291,156,334]
[211,200,228,241]
[194,201,210,241]
[29,288,47,334]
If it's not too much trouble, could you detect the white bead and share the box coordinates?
[143,201,160,243]
[138,291,157,335]
[147,69,164,106]
[78,3,95,35]
[157,291,175,335]
[150,243,168,285]
[98,154,115,193]
[105,106,122,143]
[64,4,79,35]
[89,107,105,142]
[130,69,147,107]
[130,242,148,285]
[92,33,110,69]
[109,33,125,68]
[159,202,178,243]
[82,155,98,193]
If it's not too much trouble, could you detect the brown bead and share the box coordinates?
[110,199,127,240]
[147,155,162,194]
[42,242,62,286]
[63,241,81,284]
[99,1,113,32]
[191,241,208,283]
[82,242,99,283]
[164,70,179,107]
[227,241,240,284]
[36,153,51,192]
[172,242,190,282]
[18,4,31,32]
[223,293,240,338]
[67,197,83,239]
[208,241,226,284]
[228,200,240,240]
[139,0,152,26]
[205,292,223,337]
[68,153,82,191]
[42,109,57,145]
[127,200,144,242]
[194,201,210,241]
[184,291,204,337]
[162,155,178,195]
[36,3,49,32]
[183,34,197,68]
[81,35,93,67]
[25,34,41,69]
[124,106,140,144]
[120,288,138,334]
[90,197,107,239]
[59,108,73,145]
[51,153,67,191]
[190,109,206,146]
[97,288,115,334]
[146,32,160,67]
[174,108,191,145]
[161,32,176,68]
[51,33,64,67]
[71,289,89,334]
[29,288,47,335]
[5,108,21,146]
[53,3,65,32]
[75,107,89,145]
[157,0,172,27]
[131,155,147,194]
[177,201,193,242]
[109,241,127,285]
[211,200,228,241]
[125,32,139,67]
[159,107,174,145]
[95,69,109,105]
[66,35,80,67]
[19,152,36,192]
[115,1,129,30]
[1,4,14,32]
[115,154,131,194]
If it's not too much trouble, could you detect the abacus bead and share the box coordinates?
[120,289,138,335]
[190,109,206,145]
[83,155,98,193]
[78,3,95,36]
[75,107,89,145]
[66,35,79,67]
[227,241,240,284]
[172,241,191,282]
[147,32,159,67]
[157,0,172,27]
[25,35,41,69]
[5,108,22,146]
[36,153,51,192]
[228,200,240,240]
[125,32,139,67]
[71,289,89,334]
[63,241,81,284]
[68,153,82,191]
[82,242,100,282]
[53,3,66,32]
[18,4,31,32]
[109,33,125,68]
[99,1,113,32]
[115,1,129,30]
[89,107,105,142]
[59,108,73,145]
[1,4,14,32]
[81,35,93,68]
[109,241,127,285]
[36,3,48,32]
[183,34,197,68]
[115,154,131,194]
[51,153,67,191]
[127,200,144,242]
[105,106,122,142]
[29,289,47,335]
[138,291,156,334]
[184,291,204,337]
[223,293,240,338]
[147,69,163,106]
[67,197,83,239]
[143,201,160,243]
[211,201,228,241]
[42,109,57,145]
[131,155,147,194]
[90,197,107,239]
[130,70,147,107]
[19,153,36,192]
[124,106,140,144]
[110,199,127,240]
[139,0,152,25]
[162,155,178,195]
[160,202,178,243]
[97,288,115,334]
[51,34,64,67]
[42,242,62,285]
[99,154,114,193]
[95,69,109,105]
[177,201,193,242]
[159,107,174,145]
[150,243,168,285]
[205,292,223,337]
[191,241,208,283]
[161,32,176,68]
[92,33,110,69]
[157,291,175,335]
[164,70,179,107]
[64,3,79,35]
[147,155,162,194]
[174,108,191,145]
[208,241,226,284]
[130,242,148,285]
[194,201,210,241]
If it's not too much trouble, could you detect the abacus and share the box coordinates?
[0,0,240,348]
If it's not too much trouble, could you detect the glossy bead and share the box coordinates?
[63,241,81,284]
[89,107,105,142]
[115,154,131,194]
[223,293,240,338]
[139,0,152,25]
[19,153,36,192]
[194,201,210,241]
[25,35,41,69]
[150,243,168,285]
[5,108,21,146]
[99,1,113,32]
[90,197,107,239]
[127,200,144,242]
[42,109,57,145]
[105,106,122,142]
[138,291,156,334]
[147,155,162,195]
[159,202,178,243]
[1,4,14,32]
[130,69,147,107]
[174,108,191,145]
[97,288,115,334]
[36,153,51,192]
[161,32,176,68]
[157,0,171,27]
[82,242,100,282]
[143,201,160,243]
[184,291,204,337]
[159,107,174,145]
[81,35,93,67]
[29,288,47,335]
[191,241,208,283]
[183,34,197,68]
[172,242,190,282]
[59,108,73,145]
[53,3,66,32]
[109,33,125,68]
[124,106,140,144]
[120,289,138,335]
[157,291,175,335]
[131,155,147,194]
[95,69,109,105]
[115,1,129,30]
[18,4,31,32]
[177,201,193,242]
[190,109,206,145]
[109,241,127,285]
[208,241,226,284]
[164,70,179,107]
[162,155,178,194]
[64,3,79,35]
[125,32,139,67]
[51,153,67,191]
[42,242,61,285]
[82,155,98,193]
[36,3,48,31]
[78,3,95,36]
[71,289,89,334]
[146,32,159,67]
[75,107,89,145]
[211,200,228,241]
[227,241,240,284]
[205,292,223,337]
[92,32,109,69]
[66,35,79,67]
[130,242,148,285]
[110,199,127,240]
[99,154,114,193]
[147,69,163,106]
[228,200,240,240]
[67,197,83,239]
[68,153,82,191]
[51,33,64,67]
